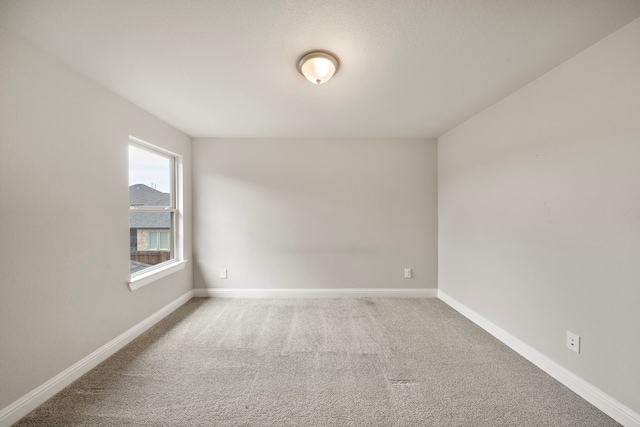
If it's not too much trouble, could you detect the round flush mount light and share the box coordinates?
[297,50,340,85]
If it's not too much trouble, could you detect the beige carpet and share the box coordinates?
[16,298,619,426]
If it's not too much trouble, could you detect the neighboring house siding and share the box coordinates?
[129,184,171,255]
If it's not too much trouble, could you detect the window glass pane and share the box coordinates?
[130,229,137,252]
[159,231,169,250]
[129,212,172,272]
[149,232,158,250]
[129,145,171,206]
[129,140,176,276]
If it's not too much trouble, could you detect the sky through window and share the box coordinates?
[128,145,170,193]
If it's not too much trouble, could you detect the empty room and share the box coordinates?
[1,1,639,426]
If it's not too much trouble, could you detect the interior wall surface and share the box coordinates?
[438,17,640,412]
[192,138,437,291]
[0,28,193,409]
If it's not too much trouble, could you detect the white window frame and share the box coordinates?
[128,136,186,291]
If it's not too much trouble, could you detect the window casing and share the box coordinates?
[128,137,182,284]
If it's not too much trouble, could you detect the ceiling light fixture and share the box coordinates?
[297,50,340,85]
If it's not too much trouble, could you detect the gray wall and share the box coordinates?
[0,28,192,409]
[192,138,437,291]
[438,17,640,412]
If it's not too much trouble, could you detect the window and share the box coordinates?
[146,230,169,250]
[128,137,183,287]
[149,231,158,250]
[159,231,169,250]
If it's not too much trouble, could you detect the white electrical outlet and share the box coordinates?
[221,268,227,279]
[404,268,412,278]
[566,331,580,353]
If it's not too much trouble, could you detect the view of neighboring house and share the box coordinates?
[129,184,171,273]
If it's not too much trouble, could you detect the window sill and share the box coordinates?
[128,260,188,292]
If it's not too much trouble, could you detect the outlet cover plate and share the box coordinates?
[566,331,580,353]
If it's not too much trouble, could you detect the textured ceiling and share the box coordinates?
[1,0,640,138]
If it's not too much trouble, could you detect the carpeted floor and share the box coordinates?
[16,298,619,426]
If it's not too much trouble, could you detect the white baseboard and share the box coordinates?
[438,290,640,427]
[0,290,194,427]
[193,287,438,299]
